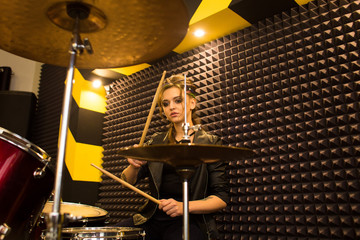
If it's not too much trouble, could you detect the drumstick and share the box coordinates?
[139,70,167,146]
[91,163,160,205]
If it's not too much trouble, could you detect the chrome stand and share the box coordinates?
[45,6,93,240]
[176,168,195,240]
[178,74,194,240]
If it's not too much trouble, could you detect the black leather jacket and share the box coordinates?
[131,129,229,239]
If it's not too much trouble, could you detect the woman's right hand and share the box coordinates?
[127,158,147,168]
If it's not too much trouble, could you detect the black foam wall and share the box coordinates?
[99,0,360,239]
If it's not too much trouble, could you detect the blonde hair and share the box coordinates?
[157,74,200,143]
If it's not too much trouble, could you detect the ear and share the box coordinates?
[189,97,197,110]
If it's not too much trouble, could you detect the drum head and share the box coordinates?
[43,201,108,219]
[61,227,145,239]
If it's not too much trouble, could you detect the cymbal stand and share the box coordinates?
[178,73,191,240]
[181,74,191,143]
[46,5,93,240]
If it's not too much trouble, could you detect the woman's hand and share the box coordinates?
[127,144,147,169]
[122,145,147,185]
[127,157,147,168]
[159,198,183,217]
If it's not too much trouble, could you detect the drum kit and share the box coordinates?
[0,0,254,239]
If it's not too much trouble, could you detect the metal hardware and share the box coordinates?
[0,224,10,240]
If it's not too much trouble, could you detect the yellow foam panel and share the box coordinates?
[65,129,103,182]
[174,8,251,54]
[72,69,107,114]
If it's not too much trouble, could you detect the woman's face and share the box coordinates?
[161,86,196,125]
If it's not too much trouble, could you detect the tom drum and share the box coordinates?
[0,127,54,240]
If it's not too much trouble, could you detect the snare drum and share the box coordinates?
[60,227,145,240]
[32,202,109,239]
[0,127,54,240]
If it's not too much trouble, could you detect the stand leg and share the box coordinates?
[46,50,77,240]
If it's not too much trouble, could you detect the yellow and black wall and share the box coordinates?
[31,67,107,205]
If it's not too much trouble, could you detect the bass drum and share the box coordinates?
[0,127,54,240]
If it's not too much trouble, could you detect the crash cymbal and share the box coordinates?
[117,144,254,167]
[0,0,189,68]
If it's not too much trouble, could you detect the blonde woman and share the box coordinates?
[120,74,229,240]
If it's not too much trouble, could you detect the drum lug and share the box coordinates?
[34,167,46,178]
[141,230,146,240]
[116,231,125,240]
[74,233,80,240]
[34,160,50,178]
[0,223,10,239]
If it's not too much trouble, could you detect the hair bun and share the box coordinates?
[164,74,197,97]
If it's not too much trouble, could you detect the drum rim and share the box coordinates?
[0,127,51,165]
[61,226,144,233]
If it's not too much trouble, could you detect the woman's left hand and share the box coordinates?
[159,198,183,217]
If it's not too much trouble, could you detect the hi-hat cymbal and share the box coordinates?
[117,144,254,168]
[0,0,189,68]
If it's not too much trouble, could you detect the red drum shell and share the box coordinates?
[0,127,54,240]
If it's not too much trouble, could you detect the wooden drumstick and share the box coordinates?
[91,163,160,205]
[139,70,167,146]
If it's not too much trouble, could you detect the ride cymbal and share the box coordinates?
[117,144,254,167]
[0,0,189,68]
